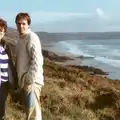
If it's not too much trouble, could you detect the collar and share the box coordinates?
[20,29,31,39]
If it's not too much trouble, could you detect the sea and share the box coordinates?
[46,39,120,80]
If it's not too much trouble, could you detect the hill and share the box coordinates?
[36,32,120,44]
[4,28,120,120]
[6,55,120,120]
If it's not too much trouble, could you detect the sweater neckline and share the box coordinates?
[20,29,31,39]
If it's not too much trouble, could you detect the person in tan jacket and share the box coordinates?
[15,12,44,120]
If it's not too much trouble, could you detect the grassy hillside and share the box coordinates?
[5,54,120,120]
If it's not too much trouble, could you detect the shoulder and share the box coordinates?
[27,31,41,45]
[29,31,39,40]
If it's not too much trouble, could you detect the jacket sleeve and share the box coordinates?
[23,33,43,85]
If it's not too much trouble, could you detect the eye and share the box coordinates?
[23,23,26,25]
[17,23,21,25]
[17,22,26,26]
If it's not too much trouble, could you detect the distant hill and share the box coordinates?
[4,27,19,45]
[5,28,120,46]
[36,31,120,43]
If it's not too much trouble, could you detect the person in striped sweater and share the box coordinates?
[0,18,9,120]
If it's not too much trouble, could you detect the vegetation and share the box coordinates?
[5,54,120,120]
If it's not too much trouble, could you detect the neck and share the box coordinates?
[19,29,30,39]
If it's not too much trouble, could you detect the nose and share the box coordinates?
[19,24,23,27]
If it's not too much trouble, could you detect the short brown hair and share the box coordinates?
[15,12,31,25]
[0,18,7,32]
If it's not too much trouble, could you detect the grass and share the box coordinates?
[5,57,120,120]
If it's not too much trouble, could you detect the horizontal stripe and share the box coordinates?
[1,80,8,83]
[1,75,8,80]
[1,72,8,77]
[1,64,8,69]
[0,59,8,64]
[1,79,8,82]
[0,54,8,60]
[1,68,8,72]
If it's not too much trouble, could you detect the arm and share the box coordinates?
[23,33,43,85]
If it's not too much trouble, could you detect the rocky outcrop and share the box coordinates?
[68,65,108,75]
[42,49,74,62]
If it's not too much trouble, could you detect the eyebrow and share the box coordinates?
[17,22,26,24]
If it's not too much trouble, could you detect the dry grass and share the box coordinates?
[5,57,120,120]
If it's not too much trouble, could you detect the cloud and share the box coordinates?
[31,11,91,17]
[0,10,119,32]
[30,11,92,23]
[96,8,107,19]
[96,8,104,17]
[0,11,92,26]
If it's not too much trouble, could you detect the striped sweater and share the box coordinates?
[0,45,9,86]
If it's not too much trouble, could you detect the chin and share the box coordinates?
[20,32,25,35]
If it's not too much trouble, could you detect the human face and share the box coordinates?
[0,27,5,40]
[16,19,29,35]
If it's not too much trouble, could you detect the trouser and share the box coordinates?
[23,83,42,120]
[0,82,8,120]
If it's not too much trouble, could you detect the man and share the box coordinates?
[0,18,9,120]
[15,12,44,120]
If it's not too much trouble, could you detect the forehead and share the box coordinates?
[16,19,28,24]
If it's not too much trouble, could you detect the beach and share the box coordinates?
[42,39,120,80]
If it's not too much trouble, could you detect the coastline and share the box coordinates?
[42,49,108,77]
[43,44,120,80]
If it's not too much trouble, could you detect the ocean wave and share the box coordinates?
[55,41,94,57]
[86,44,107,50]
[54,40,120,67]
[108,49,120,57]
[95,57,120,68]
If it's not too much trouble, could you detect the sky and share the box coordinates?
[0,0,120,32]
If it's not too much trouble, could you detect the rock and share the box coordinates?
[42,49,74,62]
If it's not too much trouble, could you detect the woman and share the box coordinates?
[0,18,9,120]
